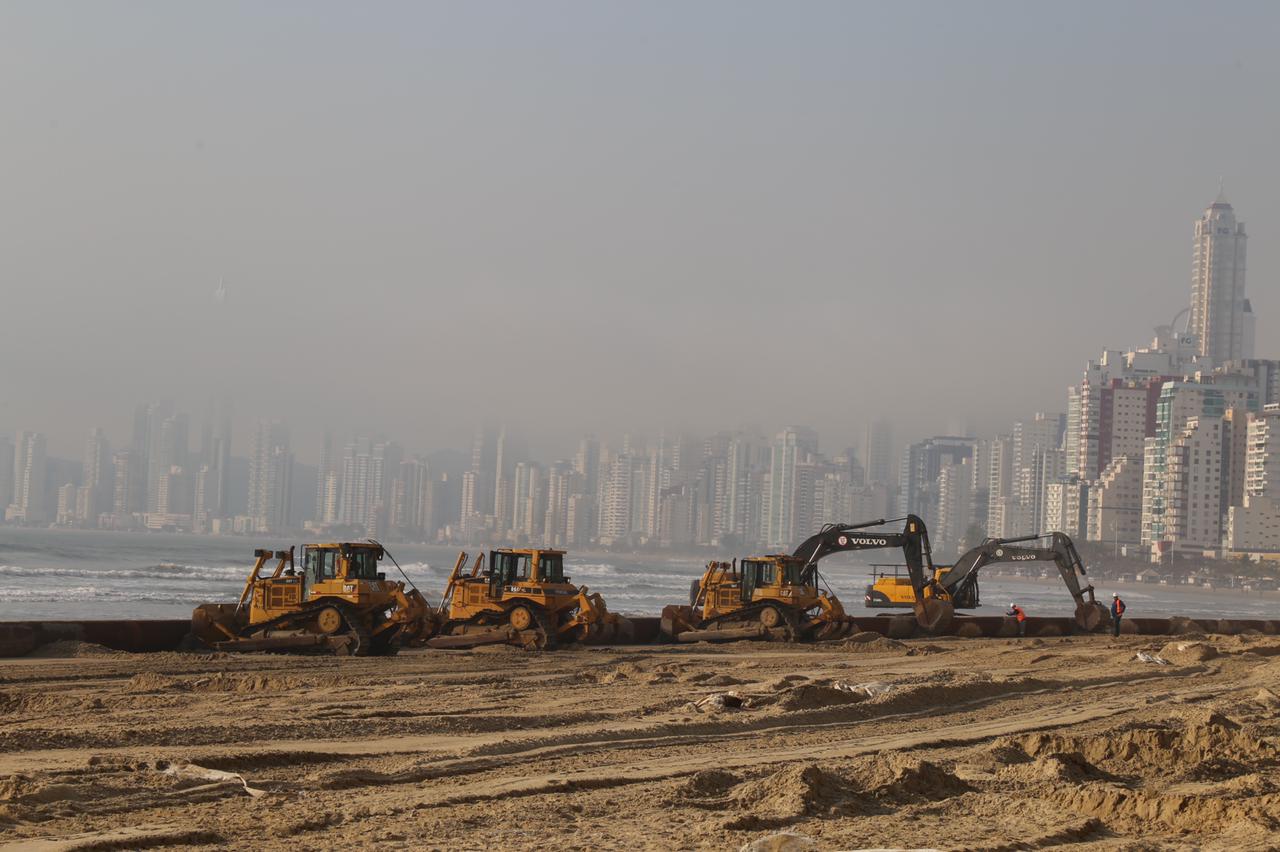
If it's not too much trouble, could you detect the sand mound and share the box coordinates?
[0,691,105,714]
[676,769,742,800]
[1001,752,1102,784]
[732,764,864,819]
[727,756,968,826]
[777,684,865,711]
[0,774,89,807]
[127,672,180,693]
[842,635,907,654]
[1063,783,1280,836]
[26,640,123,658]
[1017,712,1269,781]
[1160,640,1219,663]
[848,755,972,801]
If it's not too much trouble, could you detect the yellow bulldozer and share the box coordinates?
[190,542,435,656]
[426,548,632,650]
[662,554,859,642]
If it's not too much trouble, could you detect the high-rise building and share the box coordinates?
[247,420,293,533]
[897,436,974,535]
[338,437,400,535]
[0,436,15,515]
[7,431,47,523]
[56,482,78,526]
[935,458,974,558]
[1087,455,1142,547]
[862,420,893,486]
[598,453,641,545]
[1190,193,1250,365]
[765,427,818,548]
[1140,380,1257,555]
[543,461,575,547]
[111,450,132,519]
[1243,405,1280,499]
[80,427,112,525]
[1146,416,1224,560]
[389,457,430,538]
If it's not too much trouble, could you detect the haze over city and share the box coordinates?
[3,1,1279,461]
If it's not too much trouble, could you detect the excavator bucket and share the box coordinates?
[1075,601,1110,632]
[914,598,954,633]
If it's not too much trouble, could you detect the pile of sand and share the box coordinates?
[731,764,866,820]
[841,633,907,654]
[26,640,123,659]
[1017,711,1270,782]
[1159,640,1219,663]
[1000,751,1101,784]
[675,769,741,801]
[723,756,970,827]
[776,683,865,711]
[845,755,972,802]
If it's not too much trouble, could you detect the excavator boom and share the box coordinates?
[792,514,951,632]
[941,532,1109,632]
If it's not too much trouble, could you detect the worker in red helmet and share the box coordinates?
[1006,602,1027,637]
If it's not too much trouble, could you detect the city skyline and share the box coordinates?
[7,191,1280,567]
[3,3,1279,459]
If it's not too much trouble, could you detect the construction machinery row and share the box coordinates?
[188,516,1111,656]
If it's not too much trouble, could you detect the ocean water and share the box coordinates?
[0,527,1276,622]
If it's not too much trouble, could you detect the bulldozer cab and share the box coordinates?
[487,549,567,597]
[740,556,805,601]
[301,543,383,595]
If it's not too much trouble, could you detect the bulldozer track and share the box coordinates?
[334,601,373,657]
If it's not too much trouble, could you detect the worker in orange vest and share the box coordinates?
[1110,593,1126,637]
[1006,602,1027,637]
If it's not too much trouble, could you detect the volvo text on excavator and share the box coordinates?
[660,514,951,642]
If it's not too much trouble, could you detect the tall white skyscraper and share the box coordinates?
[766,426,817,548]
[247,420,293,533]
[8,431,47,524]
[1190,193,1250,365]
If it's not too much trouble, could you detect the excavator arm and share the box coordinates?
[942,532,1109,632]
[791,515,951,631]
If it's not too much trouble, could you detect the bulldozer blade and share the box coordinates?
[426,628,516,649]
[211,634,334,653]
[660,605,697,639]
[676,625,766,643]
[426,627,547,650]
[1075,601,1109,633]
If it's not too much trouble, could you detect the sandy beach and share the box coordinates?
[2,632,1279,850]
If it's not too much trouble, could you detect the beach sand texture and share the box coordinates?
[2,633,1280,850]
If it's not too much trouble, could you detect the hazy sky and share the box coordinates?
[2,1,1278,461]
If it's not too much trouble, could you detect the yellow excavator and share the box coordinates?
[426,549,633,650]
[864,564,979,609]
[190,542,436,655]
[662,515,951,642]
